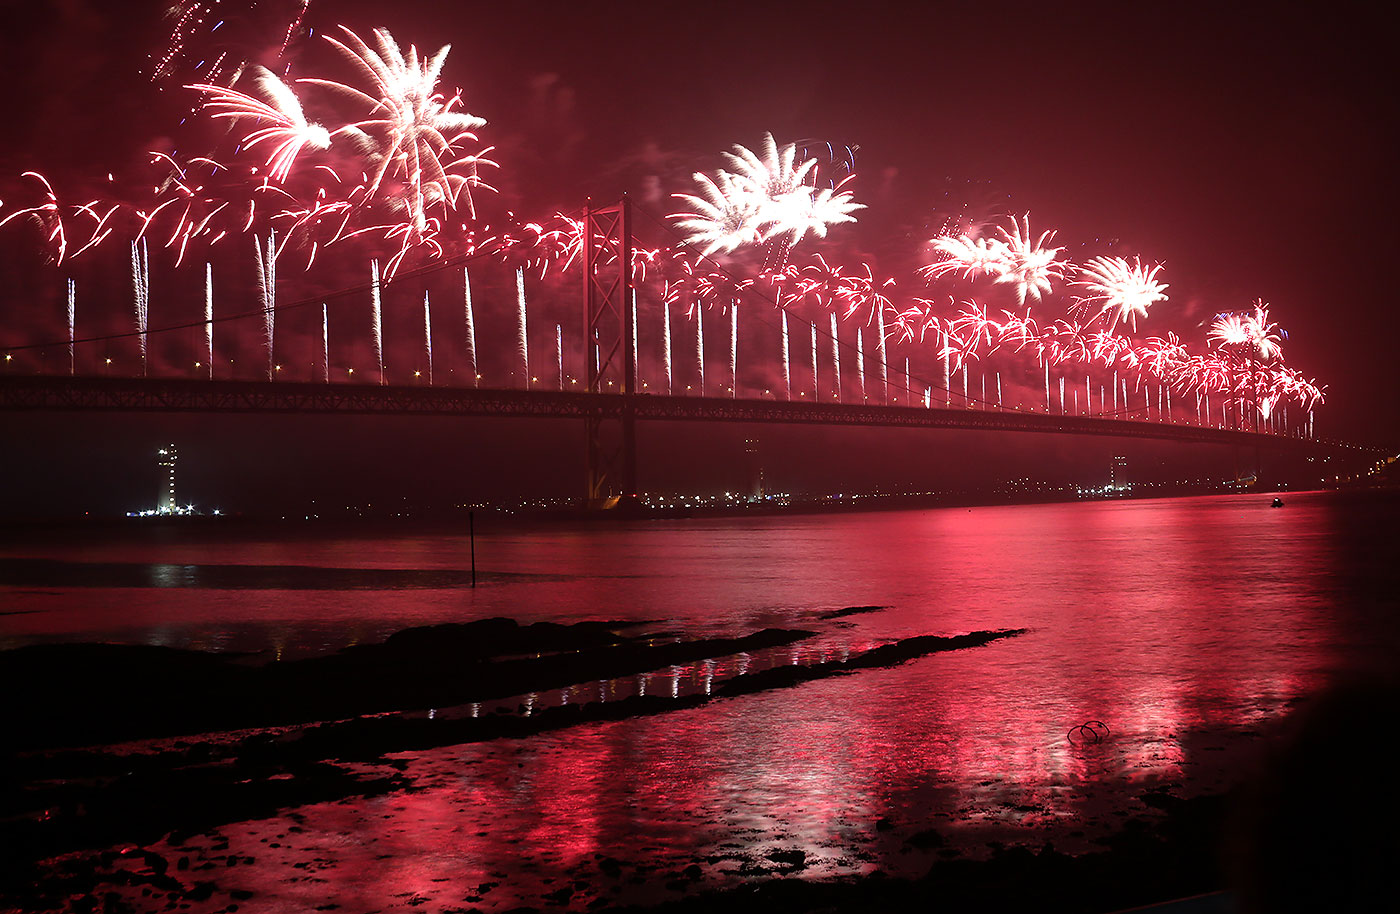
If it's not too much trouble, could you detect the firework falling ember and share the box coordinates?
[696,306,705,395]
[321,303,329,383]
[370,259,384,384]
[130,240,149,376]
[204,264,213,379]
[556,324,564,390]
[423,292,433,385]
[1076,256,1169,332]
[877,309,888,403]
[810,322,819,400]
[730,304,738,398]
[515,267,529,389]
[632,290,640,389]
[66,278,75,375]
[856,327,865,400]
[830,313,841,400]
[781,310,791,400]
[662,301,673,395]
[153,0,314,85]
[463,266,477,388]
[1,173,68,264]
[255,230,277,381]
[942,327,951,407]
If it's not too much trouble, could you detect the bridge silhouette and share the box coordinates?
[0,373,1372,506]
[0,200,1378,505]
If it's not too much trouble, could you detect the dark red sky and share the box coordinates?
[1,1,1394,514]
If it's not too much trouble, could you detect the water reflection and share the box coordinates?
[7,491,1399,910]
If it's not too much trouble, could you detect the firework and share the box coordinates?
[671,133,862,258]
[669,171,762,257]
[0,173,67,263]
[1076,256,1168,332]
[187,70,331,182]
[311,27,491,225]
[993,214,1066,304]
[918,235,1007,282]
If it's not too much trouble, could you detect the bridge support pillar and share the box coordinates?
[583,198,638,510]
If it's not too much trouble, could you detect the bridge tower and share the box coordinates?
[583,198,637,509]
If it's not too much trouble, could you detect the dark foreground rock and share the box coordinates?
[1,621,1026,906]
[0,618,812,751]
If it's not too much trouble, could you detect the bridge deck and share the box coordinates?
[0,375,1370,454]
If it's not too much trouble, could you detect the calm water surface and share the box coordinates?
[3,491,1397,910]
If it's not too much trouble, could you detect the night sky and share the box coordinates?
[1,1,1395,517]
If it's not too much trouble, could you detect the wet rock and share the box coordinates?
[907,828,945,849]
[185,882,216,901]
[682,864,703,880]
[818,605,886,620]
[542,886,574,905]
[876,817,895,831]
[766,849,806,870]
[598,858,622,878]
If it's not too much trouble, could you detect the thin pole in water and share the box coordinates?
[470,511,476,587]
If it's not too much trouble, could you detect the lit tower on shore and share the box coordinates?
[157,445,178,514]
[1110,454,1128,494]
[744,437,765,499]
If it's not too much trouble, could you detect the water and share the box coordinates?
[3,491,1396,910]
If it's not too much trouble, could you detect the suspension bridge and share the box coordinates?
[0,201,1380,506]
